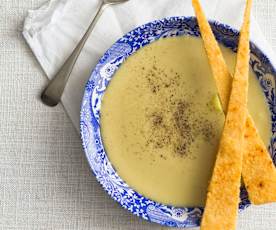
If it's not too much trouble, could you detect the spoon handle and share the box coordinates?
[41,1,106,106]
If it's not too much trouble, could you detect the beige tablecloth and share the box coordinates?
[1,0,276,229]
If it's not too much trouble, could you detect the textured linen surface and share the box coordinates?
[1,0,276,229]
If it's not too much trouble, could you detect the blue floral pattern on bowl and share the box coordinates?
[80,17,276,228]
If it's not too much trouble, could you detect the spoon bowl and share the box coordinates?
[104,0,129,4]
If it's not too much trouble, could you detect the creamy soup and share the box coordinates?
[100,36,271,207]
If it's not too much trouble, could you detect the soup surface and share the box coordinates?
[100,36,271,207]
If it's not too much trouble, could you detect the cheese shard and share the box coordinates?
[199,0,252,229]
[243,116,276,204]
[192,0,276,205]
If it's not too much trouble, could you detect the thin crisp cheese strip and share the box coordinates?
[191,0,232,110]
[200,0,252,229]
[192,0,276,205]
[243,116,276,204]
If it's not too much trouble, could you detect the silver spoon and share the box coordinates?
[41,0,129,107]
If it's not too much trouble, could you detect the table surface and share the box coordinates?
[1,0,276,229]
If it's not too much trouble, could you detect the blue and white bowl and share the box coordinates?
[80,17,276,228]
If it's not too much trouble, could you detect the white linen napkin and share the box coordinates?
[23,0,276,132]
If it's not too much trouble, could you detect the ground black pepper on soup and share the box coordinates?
[100,36,271,207]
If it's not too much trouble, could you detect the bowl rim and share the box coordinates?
[80,16,276,228]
